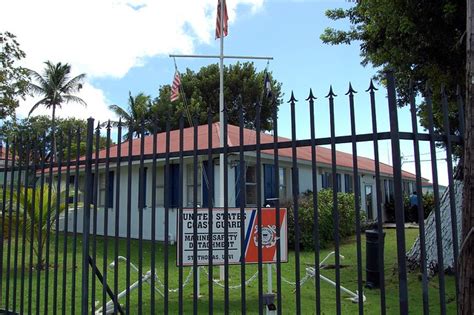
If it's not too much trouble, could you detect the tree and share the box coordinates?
[0,116,109,164]
[152,62,283,131]
[320,1,465,146]
[109,91,152,140]
[321,1,471,310]
[0,32,30,120]
[3,184,69,269]
[459,2,473,313]
[28,61,86,159]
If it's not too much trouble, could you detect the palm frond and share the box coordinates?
[28,98,49,116]
[62,73,86,93]
[109,104,131,122]
[62,95,87,106]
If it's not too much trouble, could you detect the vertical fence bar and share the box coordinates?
[53,134,65,314]
[327,86,342,315]
[348,83,365,314]
[207,108,215,315]
[164,116,171,314]
[289,92,301,315]
[178,114,184,315]
[0,140,9,309]
[71,127,81,315]
[35,136,46,315]
[426,84,447,315]
[61,128,73,315]
[255,100,264,315]
[192,117,199,315]
[441,86,460,302]
[90,123,101,314]
[5,138,17,312]
[12,137,24,314]
[386,72,409,314]
[20,139,32,315]
[138,122,146,314]
[272,98,282,315]
[366,80,386,313]
[238,100,246,314]
[102,121,112,314]
[113,121,122,315]
[125,122,133,314]
[408,81,430,314]
[223,105,230,315]
[308,89,321,315]
[27,138,38,315]
[81,118,95,315]
[44,132,57,314]
[150,117,158,315]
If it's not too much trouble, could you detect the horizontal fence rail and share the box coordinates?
[0,72,463,314]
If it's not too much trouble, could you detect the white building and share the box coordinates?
[58,123,419,242]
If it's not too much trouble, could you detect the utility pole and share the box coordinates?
[460,0,474,314]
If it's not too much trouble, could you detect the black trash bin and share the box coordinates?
[365,229,385,289]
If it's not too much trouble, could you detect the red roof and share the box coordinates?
[91,123,418,180]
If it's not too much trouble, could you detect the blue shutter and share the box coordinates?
[264,164,275,206]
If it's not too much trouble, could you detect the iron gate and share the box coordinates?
[0,72,463,314]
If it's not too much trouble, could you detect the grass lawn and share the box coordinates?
[1,228,456,314]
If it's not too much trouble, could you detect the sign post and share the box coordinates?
[177,208,288,266]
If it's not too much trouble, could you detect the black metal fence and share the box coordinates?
[0,72,463,314]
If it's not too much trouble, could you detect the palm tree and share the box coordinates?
[28,61,86,160]
[109,91,152,140]
[3,184,70,269]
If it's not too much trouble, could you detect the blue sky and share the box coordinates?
[1,0,449,185]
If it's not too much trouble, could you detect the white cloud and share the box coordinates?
[16,83,117,123]
[1,0,263,79]
[2,0,263,121]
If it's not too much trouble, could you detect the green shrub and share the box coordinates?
[384,192,435,223]
[285,189,359,250]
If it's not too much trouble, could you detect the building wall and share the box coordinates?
[58,156,417,240]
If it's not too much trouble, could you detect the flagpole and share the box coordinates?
[218,0,226,281]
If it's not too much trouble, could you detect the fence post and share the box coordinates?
[81,118,95,315]
[386,71,408,314]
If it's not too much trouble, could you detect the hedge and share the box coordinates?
[284,189,361,250]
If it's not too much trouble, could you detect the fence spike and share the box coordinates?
[345,82,357,95]
[306,88,316,101]
[288,91,298,103]
[366,79,378,92]
[325,85,337,98]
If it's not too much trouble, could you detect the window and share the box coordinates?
[336,173,342,192]
[384,179,394,202]
[187,163,201,207]
[245,165,257,206]
[321,172,332,189]
[99,171,114,208]
[279,167,287,201]
[344,174,353,193]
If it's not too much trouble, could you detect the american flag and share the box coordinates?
[215,0,228,39]
[170,71,181,102]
